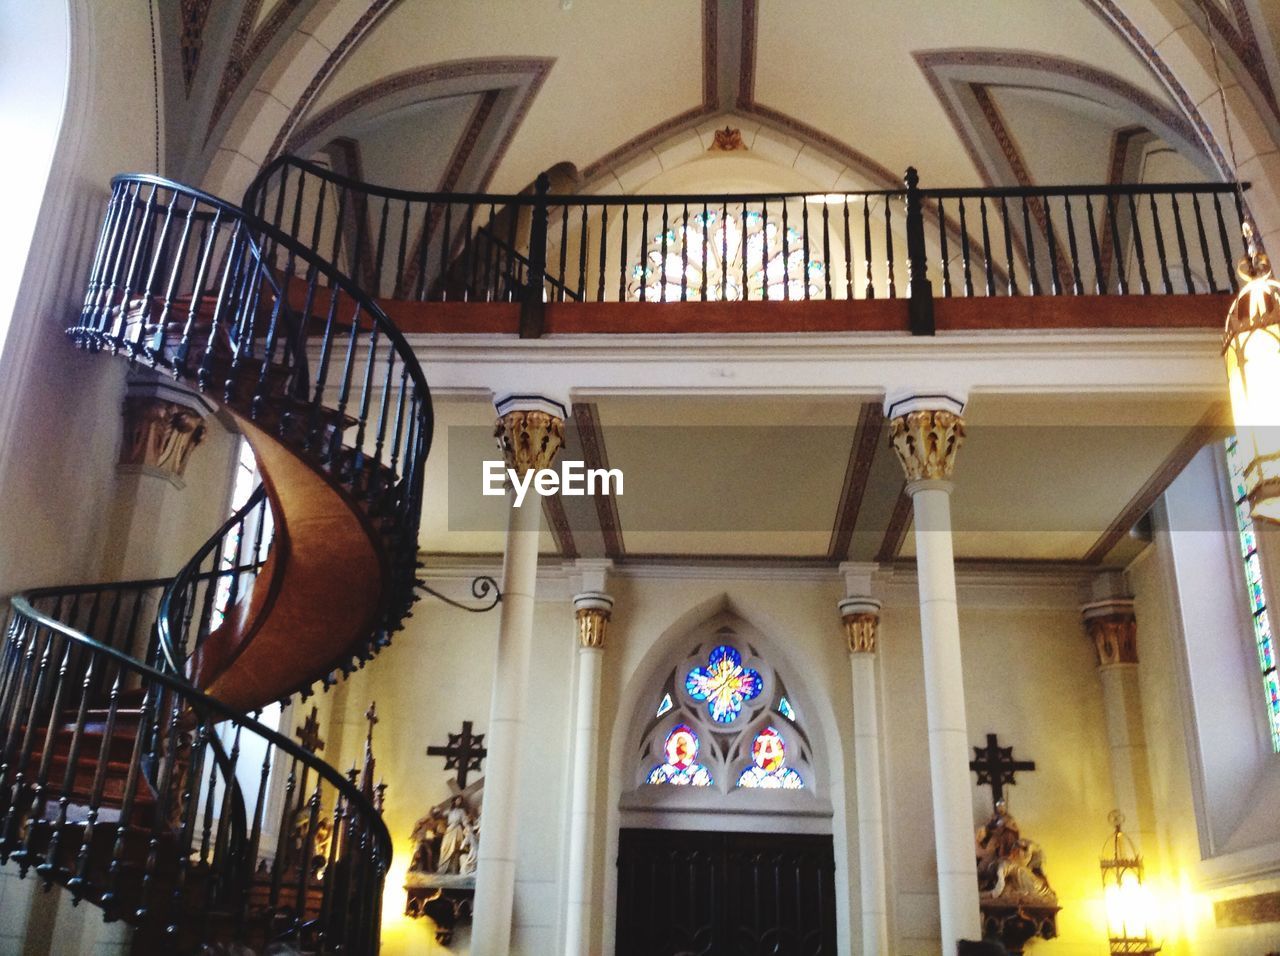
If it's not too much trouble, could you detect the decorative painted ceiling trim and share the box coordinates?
[441,90,502,192]
[741,103,901,189]
[179,0,214,92]
[1097,125,1153,287]
[573,402,625,559]
[739,0,758,106]
[915,48,1203,168]
[967,83,1073,282]
[1083,402,1227,564]
[1078,0,1234,175]
[875,487,913,564]
[1191,0,1278,117]
[703,0,718,109]
[578,107,716,183]
[266,0,403,160]
[543,494,579,560]
[392,89,507,299]
[280,58,554,180]
[207,0,307,135]
[827,402,883,562]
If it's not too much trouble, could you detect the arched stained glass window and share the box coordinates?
[646,724,713,787]
[636,623,816,795]
[736,727,804,790]
[628,209,824,302]
[1226,437,1280,751]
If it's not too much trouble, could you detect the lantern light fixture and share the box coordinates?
[1100,811,1161,956]
[1196,0,1280,521]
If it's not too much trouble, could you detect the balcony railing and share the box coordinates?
[245,157,1250,336]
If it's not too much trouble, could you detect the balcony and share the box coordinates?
[244,157,1250,338]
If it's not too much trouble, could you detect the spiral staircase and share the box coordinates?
[0,172,436,953]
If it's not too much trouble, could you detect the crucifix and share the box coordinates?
[296,705,325,753]
[427,721,488,789]
[969,733,1035,808]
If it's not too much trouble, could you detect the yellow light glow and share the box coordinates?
[1105,869,1153,941]
[1224,251,1280,523]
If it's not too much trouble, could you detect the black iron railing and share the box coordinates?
[2,586,391,952]
[246,156,1250,335]
[0,168,444,948]
[74,173,432,649]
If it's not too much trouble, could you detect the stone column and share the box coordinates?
[839,576,891,956]
[885,391,981,951]
[472,394,566,956]
[1082,575,1155,852]
[565,580,612,956]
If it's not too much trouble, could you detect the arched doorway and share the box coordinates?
[615,611,838,956]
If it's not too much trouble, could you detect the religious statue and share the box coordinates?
[968,734,1059,953]
[975,800,1056,904]
[436,796,479,875]
[409,810,445,874]
[404,783,485,944]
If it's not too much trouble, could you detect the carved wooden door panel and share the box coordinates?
[616,828,838,956]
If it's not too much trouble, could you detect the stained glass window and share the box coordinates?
[778,696,795,722]
[1226,437,1280,752]
[655,693,673,718]
[628,209,825,302]
[646,724,713,786]
[686,645,763,723]
[736,727,804,789]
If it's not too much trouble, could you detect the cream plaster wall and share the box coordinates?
[357,562,1127,956]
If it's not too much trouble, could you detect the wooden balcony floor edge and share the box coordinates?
[360,293,1230,335]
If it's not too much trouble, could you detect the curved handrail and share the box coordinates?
[77,171,434,671]
[7,594,393,867]
[248,153,1248,207]
[49,169,426,949]
[100,171,435,415]
[156,484,269,677]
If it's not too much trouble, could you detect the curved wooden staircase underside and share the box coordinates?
[197,416,386,713]
[0,171,430,953]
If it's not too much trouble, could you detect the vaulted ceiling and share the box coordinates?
[160,1,1268,567]
[165,0,1280,209]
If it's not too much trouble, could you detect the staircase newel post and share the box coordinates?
[520,172,551,339]
[905,166,936,336]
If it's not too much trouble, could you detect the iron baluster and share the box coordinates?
[1107,196,1130,294]
[1125,193,1151,294]
[938,198,952,297]
[1171,193,1194,292]
[1149,193,1173,293]
[1084,195,1105,293]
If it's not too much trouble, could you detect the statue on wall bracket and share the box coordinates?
[405,720,488,944]
[970,733,1060,954]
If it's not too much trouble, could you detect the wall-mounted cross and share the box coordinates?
[296,705,325,753]
[427,720,488,789]
[969,733,1035,808]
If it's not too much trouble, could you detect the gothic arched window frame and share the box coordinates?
[633,624,817,796]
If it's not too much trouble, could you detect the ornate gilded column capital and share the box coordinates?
[839,597,882,654]
[888,409,966,482]
[1082,599,1138,666]
[884,392,967,482]
[494,394,567,479]
[119,379,213,487]
[573,592,613,650]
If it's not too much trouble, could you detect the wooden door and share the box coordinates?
[616,827,838,956]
